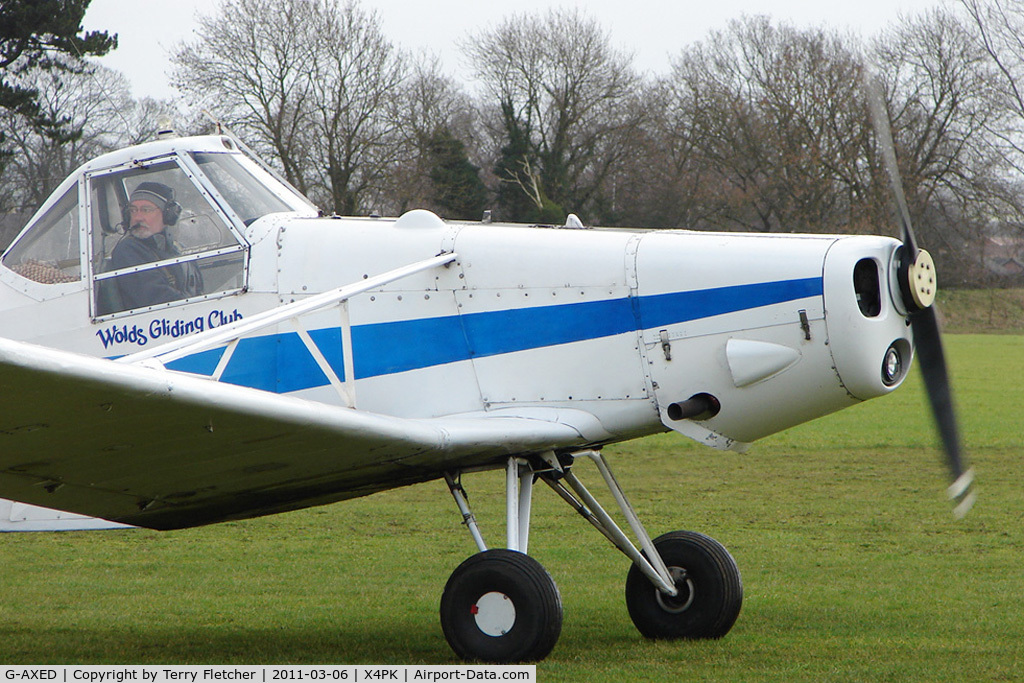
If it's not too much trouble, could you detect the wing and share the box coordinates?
[0,338,593,530]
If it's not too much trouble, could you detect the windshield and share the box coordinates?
[191,152,315,225]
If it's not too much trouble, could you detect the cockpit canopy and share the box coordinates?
[1,135,317,319]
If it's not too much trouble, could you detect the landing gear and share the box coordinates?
[439,549,562,663]
[625,530,742,639]
[440,450,742,663]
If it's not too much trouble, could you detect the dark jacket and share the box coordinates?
[109,232,202,310]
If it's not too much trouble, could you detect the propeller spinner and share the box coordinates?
[865,74,976,517]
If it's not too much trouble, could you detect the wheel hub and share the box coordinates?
[655,567,695,614]
[472,591,517,636]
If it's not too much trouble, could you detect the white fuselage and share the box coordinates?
[0,209,911,453]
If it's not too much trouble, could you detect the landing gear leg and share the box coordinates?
[540,450,742,641]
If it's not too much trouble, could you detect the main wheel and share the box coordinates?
[625,530,742,640]
[440,549,562,663]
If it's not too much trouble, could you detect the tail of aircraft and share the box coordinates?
[0,498,131,532]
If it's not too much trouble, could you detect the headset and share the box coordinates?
[162,199,183,226]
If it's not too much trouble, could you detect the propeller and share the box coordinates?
[865,74,976,518]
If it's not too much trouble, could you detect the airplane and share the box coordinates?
[0,87,974,662]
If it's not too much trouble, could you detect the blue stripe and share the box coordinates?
[166,277,821,393]
[353,315,468,379]
[462,297,637,359]
[638,277,823,329]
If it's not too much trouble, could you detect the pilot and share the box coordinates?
[110,182,202,310]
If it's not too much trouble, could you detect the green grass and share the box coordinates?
[2,334,1024,681]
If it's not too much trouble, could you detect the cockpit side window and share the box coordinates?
[1,186,81,284]
[90,159,248,318]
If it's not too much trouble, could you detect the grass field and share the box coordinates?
[2,333,1023,681]
[937,287,1024,334]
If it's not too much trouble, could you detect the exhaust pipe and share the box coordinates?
[667,393,721,421]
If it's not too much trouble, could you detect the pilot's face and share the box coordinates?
[128,199,165,238]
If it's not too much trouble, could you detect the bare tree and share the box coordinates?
[873,7,1019,284]
[304,0,407,214]
[171,0,320,198]
[605,74,716,229]
[642,5,1017,284]
[465,8,645,222]
[658,17,872,233]
[0,62,177,212]
[376,52,483,216]
[957,0,1024,173]
[173,0,417,215]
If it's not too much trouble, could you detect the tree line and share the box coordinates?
[3,0,1024,286]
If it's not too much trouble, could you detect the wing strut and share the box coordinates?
[120,251,458,406]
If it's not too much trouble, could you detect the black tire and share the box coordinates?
[625,530,742,640]
[440,549,563,663]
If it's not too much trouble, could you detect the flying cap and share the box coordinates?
[130,182,174,210]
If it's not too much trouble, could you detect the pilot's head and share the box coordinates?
[127,182,179,238]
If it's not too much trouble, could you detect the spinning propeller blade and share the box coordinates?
[865,74,976,517]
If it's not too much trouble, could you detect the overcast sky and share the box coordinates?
[82,0,946,101]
